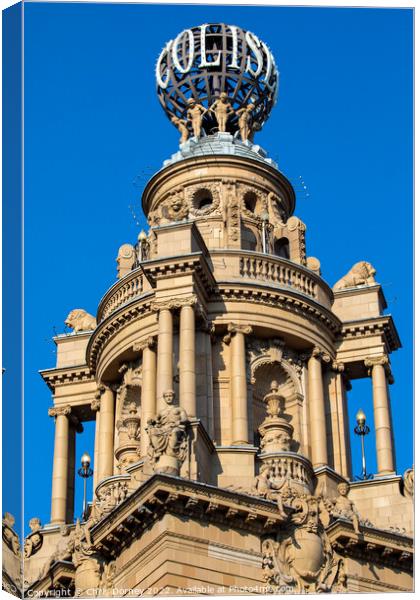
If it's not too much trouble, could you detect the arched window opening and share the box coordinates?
[274,237,290,259]
[244,191,258,214]
[241,224,258,251]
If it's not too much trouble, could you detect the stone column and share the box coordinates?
[365,356,395,475]
[308,347,329,469]
[48,405,71,524]
[156,306,174,409]
[97,385,115,483]
[179,300,196,418]
[227,323,252,445]
[136,337,157,458]
[66,423,76,524]
[327,362,352,479]
[91,396,101,491]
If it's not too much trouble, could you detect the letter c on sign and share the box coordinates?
[156,40,172,89]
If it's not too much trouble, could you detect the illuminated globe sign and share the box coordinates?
[156,23,279,139]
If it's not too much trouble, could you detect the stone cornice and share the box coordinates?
[327,519,413,573]
[86,295,154,373]
[39,366,95,391]
[339,315,401,353]
[90,473,283,558]
[216,283,341,336]
[141,252,215,298]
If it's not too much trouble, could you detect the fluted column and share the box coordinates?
[135,337,157,457]
[48,405,71,524]
[179,300,196,417]
[97,385,115,483]
[308,347,329,469]
[365,356,395,475]
[156,306,174,408]
[91,396,101,491]
[227,323,252,445]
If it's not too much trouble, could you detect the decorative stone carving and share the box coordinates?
[24,518,43,558]
[220,178,240,243]
[323,482,361,534]
[403,467,414,498]
[133,336,157,353]
[65,309,97,332]
[161,188,189,222]
[333,261,376,291]
[146,390,190,475]
[262,491,342,593]
[186,98,206,137]
[187,183,221,217]
[364,354,393,383]
[237,103,255,142]
[2,513,21,557]
[116,244,136,279]
[48,405,71,419]
[93,478,129,523]
[209,93,234,132]
[67,520,110,597]
[306,256,321,276]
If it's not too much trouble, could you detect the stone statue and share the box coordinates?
[171,116,189,144]
[146,390,189,475]
[333,261,376,291]
[65,309,97,332]
[326,482,360,534]
[236,103,255,142]
[209,92,234,132]
[186,98,206,138]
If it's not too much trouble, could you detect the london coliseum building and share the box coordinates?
[16,23,413,596]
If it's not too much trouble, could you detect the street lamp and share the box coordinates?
[354,409,372,480]
[137,230,148,263]
[78,452,93,520]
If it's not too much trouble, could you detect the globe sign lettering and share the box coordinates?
[156,23,279,136]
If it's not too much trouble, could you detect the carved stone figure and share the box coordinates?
[69,520,103,597]
[2,513,21,557]
[236,103,255,142]
[24,519,43,558]
[146,390,189,475]
[333,261,376,291]
[209,92,234,132]
[161,192,189,222]
[324,482,360,534]
[65,309,97,332]
[171,116,189,144]
[186,98,206,137]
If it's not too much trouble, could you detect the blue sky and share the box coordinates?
[18,3,413,534]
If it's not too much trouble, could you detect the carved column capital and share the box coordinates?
[307,346,331,363]
[364,355,393,382]
[224,322,253,345]
[48,405,71,418]
[133,336,157,353]
[151,295,201,314]
[332,361,345,373]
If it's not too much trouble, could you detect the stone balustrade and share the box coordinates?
[258,451,315,494]
[96,251,333,323]
[98,269,145,322]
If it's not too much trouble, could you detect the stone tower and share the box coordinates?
[23,23,413,596]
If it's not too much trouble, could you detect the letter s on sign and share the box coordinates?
[156,40,172,89]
